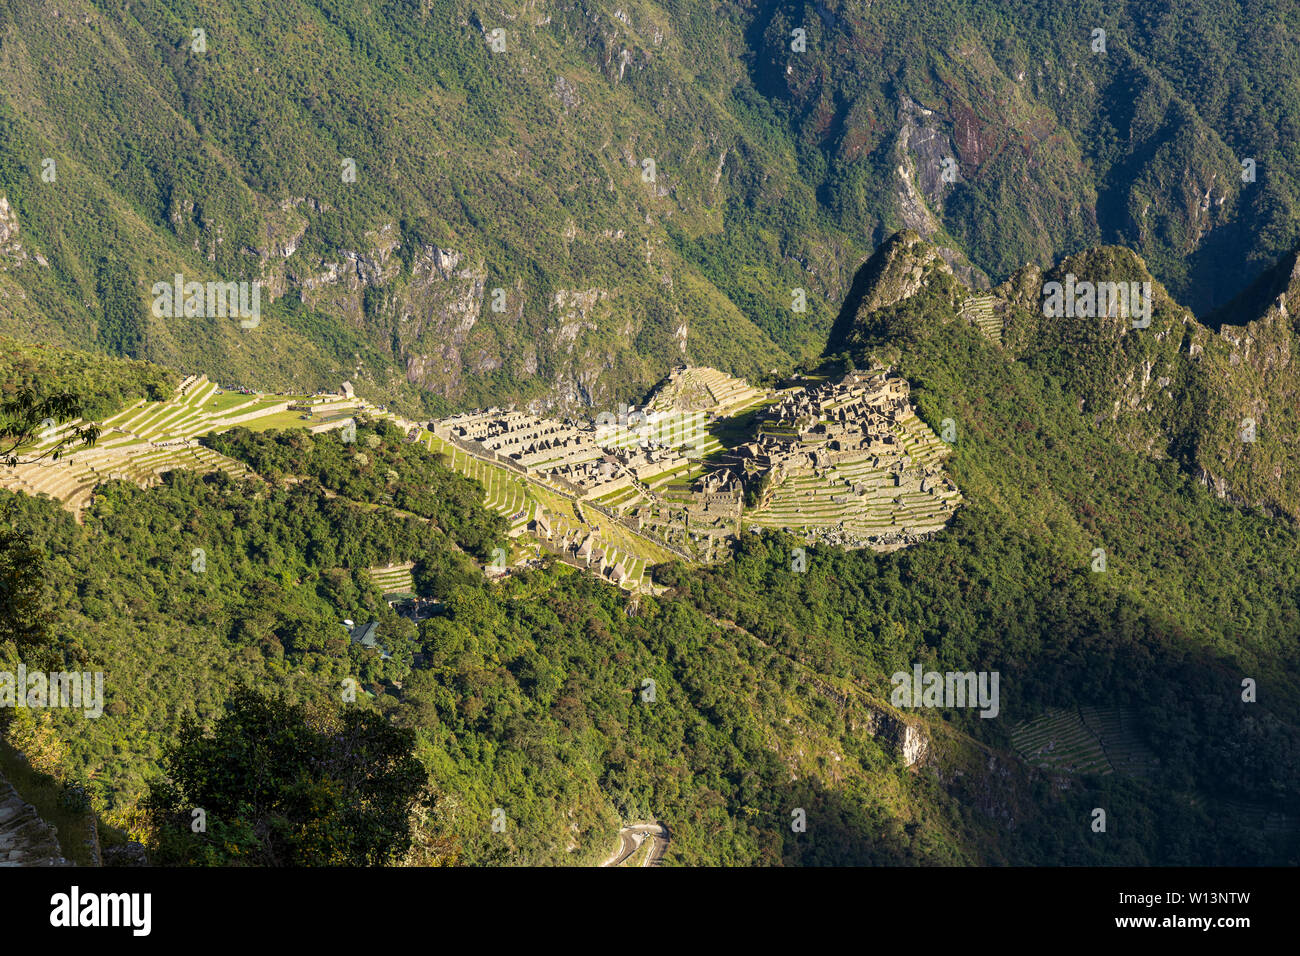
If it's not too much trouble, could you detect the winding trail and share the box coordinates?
[599,822,669,867]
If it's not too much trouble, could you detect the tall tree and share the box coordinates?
[0,389,98,466]
[146,689,429,866]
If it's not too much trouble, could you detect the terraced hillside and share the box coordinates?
[0,362,682,590]
[1,361,963,590]
[1010,706,1158,779]
[367,563,416,598]
[648,367,772,416]
[747,416,960,546]
[742,372,962,550]
[427,434,678,590]
[958,295,1003,345]
[0,374,367,519]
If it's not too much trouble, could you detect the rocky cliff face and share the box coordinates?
[0,197,47,270]
[0,197,18,257]
[0,774,69,866]
[232,209,498,402]
[249,213,714,412]
[858,230,953,315]
[1192,251,1300,516]
[890,99,990,289]
[391,245,493,402]
[860,698,930,768]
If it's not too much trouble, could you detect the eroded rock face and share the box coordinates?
[899,721,930,767]
[0,197,18,249]
[890,100,991,290]
[806,667,930,769]
[0,196,31,268]
[252,220,497,402]
[861,698,930,768]
[895,96,952,236]
[857,230,954,317]
[234,209,613,405]
[0,197,47,269]
[396,244,491,401]
[548,288,609,351]
[298,222,403,294]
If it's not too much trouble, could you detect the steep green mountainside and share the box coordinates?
[996,245,1300,520]
[840,228,1300,522]
[0,335,175,419]
[0,444,1052,867]
[3,241,1298,865]
[841,233,1300,650]
[754,0,1300,313]
[0,0,818,411]
[2,0,1298,413]
[6,456,1295,866]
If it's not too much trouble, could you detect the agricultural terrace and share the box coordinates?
[0,374,365,519]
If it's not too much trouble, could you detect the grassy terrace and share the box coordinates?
[1009,706,1156,779]
[644,460,703,489]
[744,411,960,541]
[201,390,263,413]
[368,563,416,595]
[240,408,318,432]
[1010,709,1116,777]
[425,433,676,588]
[591,485,644,509]
[0,375,347,518]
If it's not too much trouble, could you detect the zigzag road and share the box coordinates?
[599,822,669,867]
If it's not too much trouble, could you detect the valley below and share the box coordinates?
[0,0,1298,873]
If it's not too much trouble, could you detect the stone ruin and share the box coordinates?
[429,365,960,574]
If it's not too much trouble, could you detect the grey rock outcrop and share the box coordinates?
[0,775,70,866]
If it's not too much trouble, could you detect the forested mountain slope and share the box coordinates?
[2,0,1297,864]
[2,0,1298,413]
[2,233,1297,865]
